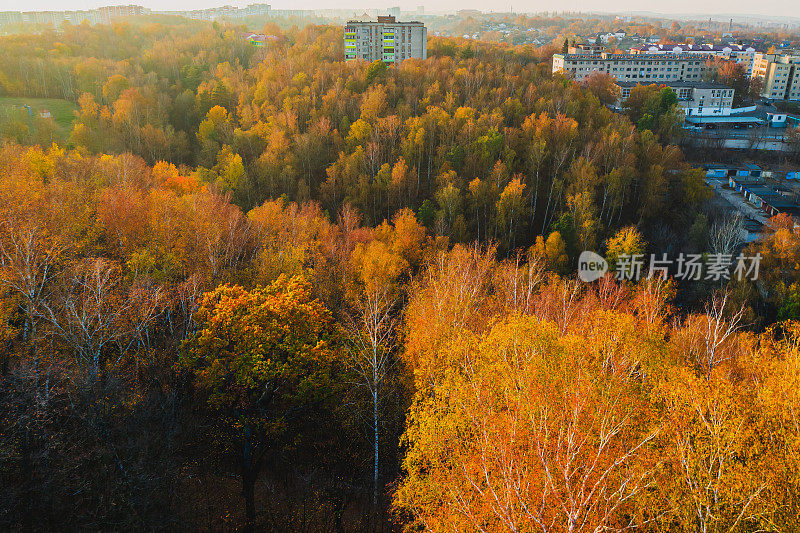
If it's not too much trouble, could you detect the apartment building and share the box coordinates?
[97,5,150,24]
[3,9,100,26]
[158,4,271,20]
[0,12,24,27]
[158,5,237,20]
[617,81,735,116]
[630,43,758,75]
[751,53,800,101]
[553,52,716,83]
[1,5,150,28]
[344,16,427,64]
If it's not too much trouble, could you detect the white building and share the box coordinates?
[617,81,736,117]
[553,52,716,83]
[751,52,800,101]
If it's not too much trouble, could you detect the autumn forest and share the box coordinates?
[2,16,800,532]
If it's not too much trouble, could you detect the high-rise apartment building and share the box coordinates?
[553,52,716,83]
[344,16,427,64]
[751,52,800,101]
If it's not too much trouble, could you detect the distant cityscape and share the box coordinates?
[0,4,428,28]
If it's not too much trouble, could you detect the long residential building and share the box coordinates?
[630,43,759,75]
[1,4,271,28]
[157,4,271,20]
[0,5,150,28]
[344,16,426,64]
[553,52,716,83]
[751,52,800,101]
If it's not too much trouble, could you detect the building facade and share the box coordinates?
[553,52,716,83]
[751,53,800,101]
[618,81,735,116]
[344,16,426,64]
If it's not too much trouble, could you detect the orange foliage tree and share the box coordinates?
[181,275,343,529]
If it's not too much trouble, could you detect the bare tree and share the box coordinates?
[708,212,744,257]
[697,290,746,378]
[174,273,205,337]
[0,219,68,375]
[493,249,546,315]
[634,277,673,325]
[39,258,160,380]
[786,127,800,161]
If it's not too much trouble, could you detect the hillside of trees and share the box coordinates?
[0,20,710,250]
[1,18,800,531]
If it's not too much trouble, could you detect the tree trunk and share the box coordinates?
[241,426,258,533]
[242,469,256,533]
[372,380,379,531]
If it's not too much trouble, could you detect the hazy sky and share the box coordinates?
[1,0,797,20]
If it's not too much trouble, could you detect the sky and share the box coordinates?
[0,0,796,20]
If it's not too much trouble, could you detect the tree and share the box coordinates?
[749,76,764,101]
[605,226,646,271]
[365,60,388,85]
[346,237,407,522]
[716,61,749,106]
[531,231,569,274]
[101,74,130,104]
[0,286,18,373]
[181,276,342,530]
[708,212,744,257]
[0,197,69,376]
[624,85,680,140]
[746,214,800,319]
[496,177,526,252]
[396,314,659,532]
[583,72,621,106]
[656,353,773,531]
[39,258,161,381]
[197,105,233,166]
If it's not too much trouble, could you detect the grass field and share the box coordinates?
[0,97,77,137]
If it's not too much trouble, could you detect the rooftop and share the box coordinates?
[346,18,423,25]
[631,43,758,53]
[730,176,766,185]
[556,52,716,61]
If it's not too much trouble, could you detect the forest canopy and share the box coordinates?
[1,16,799,532]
